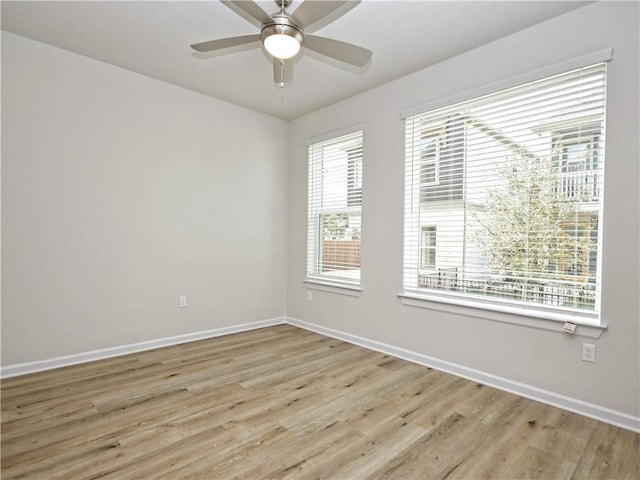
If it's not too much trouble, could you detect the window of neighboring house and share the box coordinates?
[552,125,601,201]
[420,134,440,185]
[307,130,363,286]
[402,63,607,324]
[420,226,436,269]
[560,217,598,281]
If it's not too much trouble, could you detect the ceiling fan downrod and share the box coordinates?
[275,0,292,11]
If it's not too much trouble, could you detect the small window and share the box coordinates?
[307,130,364,286]
[420,135,440,185]
[420,226,437,269]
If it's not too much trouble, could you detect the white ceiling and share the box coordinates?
[1,0,589,120]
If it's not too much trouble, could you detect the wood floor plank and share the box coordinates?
[1,360,165,421]
[290,412,428,479]
[570,422,640,479]
[502,445,578,479]
[2,324,638,479]
[444,398,558,479]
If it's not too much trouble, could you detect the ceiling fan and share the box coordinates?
[191,0,372,87]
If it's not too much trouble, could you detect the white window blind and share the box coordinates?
[307,130,363,285]
[403,63,607,320]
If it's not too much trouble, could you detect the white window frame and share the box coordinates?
[306,128,364,292]
[400,52,612,333]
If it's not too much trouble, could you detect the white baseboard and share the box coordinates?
[286,317,640,434]
[0,317,286,379]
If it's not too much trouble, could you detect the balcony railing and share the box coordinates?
[559,170,599,202]
[419,268,595,310]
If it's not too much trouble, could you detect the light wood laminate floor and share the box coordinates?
[2,325,638,479]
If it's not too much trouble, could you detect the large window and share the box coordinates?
[307,130,363,285]
[403,63,607,322]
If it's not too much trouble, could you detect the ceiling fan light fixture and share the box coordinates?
[192,0,373,86]
[261,24,302,59]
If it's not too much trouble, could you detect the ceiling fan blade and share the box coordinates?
[221,0,273,29]
[303,35,372,67]
[273,58,293,86]
[292,0,360,33]
[191,34,260,52]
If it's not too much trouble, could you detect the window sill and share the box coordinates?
[304,278,362,297]
[398,291,607,339]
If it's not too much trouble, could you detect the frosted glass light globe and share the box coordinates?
[264,33,300,59]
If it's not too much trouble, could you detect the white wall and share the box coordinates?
[287,2,639,420]
[1,32,288,365]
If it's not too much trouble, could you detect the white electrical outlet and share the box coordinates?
[179,296,187,308]
[582,343,596,363]
[306,291,313,302]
